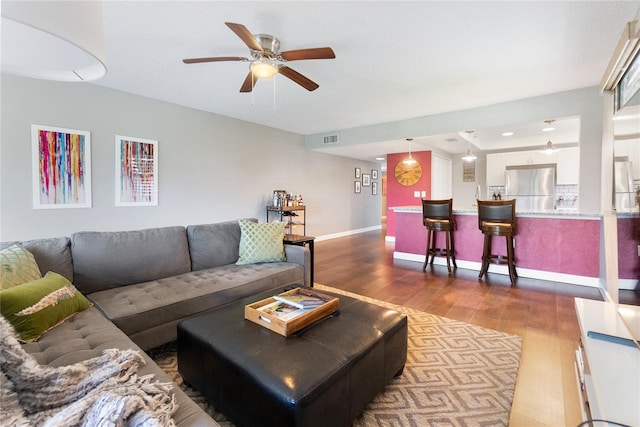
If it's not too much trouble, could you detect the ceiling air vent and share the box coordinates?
[323,134,339,145]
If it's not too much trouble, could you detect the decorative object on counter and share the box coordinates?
[541,119,558,154]
[477,199,518,285]
[372,169,378,180]
[461,130,478,162]
[422,199,457,274]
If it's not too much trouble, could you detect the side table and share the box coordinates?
[283,234,315,286]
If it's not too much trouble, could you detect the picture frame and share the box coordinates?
[354,180,361,193]
[115,135,158,206]
[355,167,361,179]
[372,169,378,180]
[31,124,92,209]
[362,173,371,187]
[372,181,378,195]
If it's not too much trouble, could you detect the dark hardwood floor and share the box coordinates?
[313,229,636,426]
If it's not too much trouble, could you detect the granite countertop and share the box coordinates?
[390,205,603,218]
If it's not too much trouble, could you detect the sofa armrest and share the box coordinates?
[284,244,311,287]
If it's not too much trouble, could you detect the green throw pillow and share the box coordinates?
[236,220,286,265]
[1,244,42,290]
[0,271,92,342]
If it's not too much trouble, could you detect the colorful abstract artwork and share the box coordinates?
[31,125,92,209]
[115,135,158,206]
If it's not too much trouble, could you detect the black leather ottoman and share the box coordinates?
[177,286,407,427]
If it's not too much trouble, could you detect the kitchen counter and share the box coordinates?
[390,205,602,218]
[390,205,602,286]
[389,206,638,287]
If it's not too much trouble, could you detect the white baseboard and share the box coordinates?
[315,225,382,242]
[619,278,639,291]
[393,251,602,288]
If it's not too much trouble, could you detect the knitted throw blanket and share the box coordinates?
[0,316,177,426]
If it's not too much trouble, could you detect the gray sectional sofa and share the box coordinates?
[2,219,310,426]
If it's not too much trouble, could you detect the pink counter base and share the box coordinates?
[395,212,600,278]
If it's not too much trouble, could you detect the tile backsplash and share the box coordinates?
[556,184,578,208]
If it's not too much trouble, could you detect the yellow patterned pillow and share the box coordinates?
[1,244,42,289]
[236,220,286,265]
[0,271,92,342]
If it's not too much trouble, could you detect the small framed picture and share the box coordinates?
[362,173,371,187]
[355,167,361,179]
[354,181,361,193]
[372,182,378,195]
[372,169,378,180]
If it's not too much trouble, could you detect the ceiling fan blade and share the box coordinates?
[280,47,335,61]
[225,22,263,52]
[183,56,247,64]
[278,66,319,91]
[239,72,257,93]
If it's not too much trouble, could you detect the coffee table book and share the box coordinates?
[244,288,339,337]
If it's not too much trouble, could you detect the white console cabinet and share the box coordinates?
[574,298,640,426]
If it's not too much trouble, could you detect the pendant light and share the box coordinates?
[403,138,417,165]
[541,120,558,154]
[462,130,478,162]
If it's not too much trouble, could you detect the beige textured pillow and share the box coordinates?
[236,220,286,265]
[1,244,42,290]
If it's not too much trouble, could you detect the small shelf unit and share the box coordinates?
[574,297,639,427]
[266,205,306,235]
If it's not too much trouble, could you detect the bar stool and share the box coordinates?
[422,198,457,273]
[477,199,517,284]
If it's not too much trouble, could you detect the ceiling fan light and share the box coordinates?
[250,60,277,78]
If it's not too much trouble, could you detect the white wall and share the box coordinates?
[306,87,605,213]
[1,74,381,240]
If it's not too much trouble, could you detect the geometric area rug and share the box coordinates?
[149,284,523,427]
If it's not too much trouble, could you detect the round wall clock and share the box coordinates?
[394,160,422,186]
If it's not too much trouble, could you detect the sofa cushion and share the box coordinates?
[236,220,286,265]
[0,272,92,342]
[71,226,191,294]
[0,243,42,289]
[87,263,303,350]
[21,307,219,427]
[1,237,73,283]
[186,220,242,270]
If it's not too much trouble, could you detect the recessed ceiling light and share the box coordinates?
[502,132,514,137]
[542,126,555,132]
[375,157,385,161]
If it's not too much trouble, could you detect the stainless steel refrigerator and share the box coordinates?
[615,160,636,209]
[504,164,556,211]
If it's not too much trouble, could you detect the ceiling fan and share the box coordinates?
[183,22,335,93]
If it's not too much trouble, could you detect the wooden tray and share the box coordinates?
[245,288,339,337]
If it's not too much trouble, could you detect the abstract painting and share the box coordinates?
[115,135,158,206]
[31,124,92,209]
